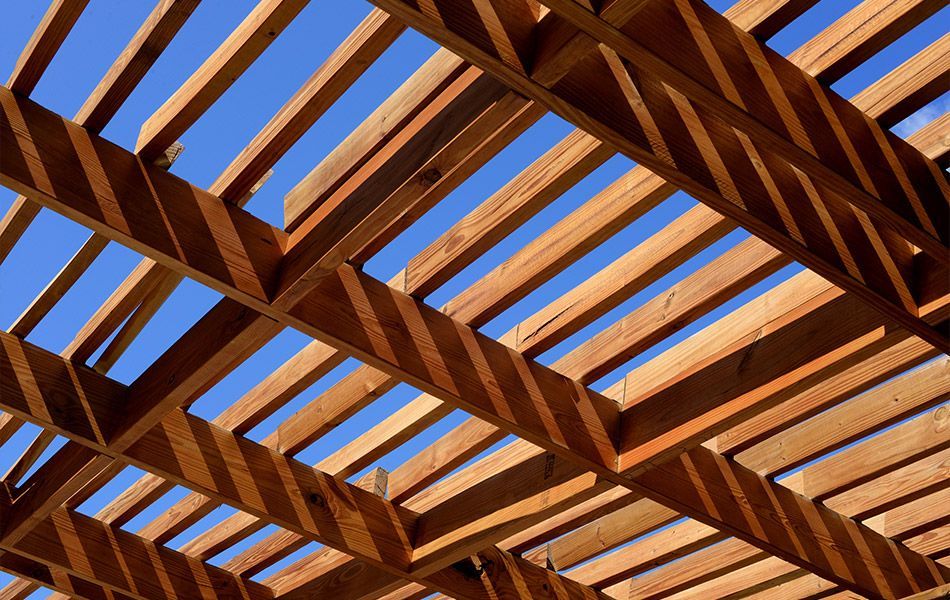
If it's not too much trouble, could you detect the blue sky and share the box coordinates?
[0,0,946,593]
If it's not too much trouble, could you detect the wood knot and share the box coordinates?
[421,168,442,186]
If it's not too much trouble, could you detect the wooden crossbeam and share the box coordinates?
[285,264,943,599]
[540,0,947,255]
[0,0,199,267]
[630,444,947,599]
[0,495,274,600]
[0,331,611,600]
[102,5,944,580]
[0,84,624,471]
[366,0,949,352]
[579,393,949,592]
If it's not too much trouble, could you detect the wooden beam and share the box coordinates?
[8,140,184,340]
[628,445,948,598]
[589,402,950,593]
[367,0,949,351]
[303,267,941,599]
[0,86,287,306]
[0,551,132,600]
[211,8,405,202]
[134,0,310,159]
[542,0,946,256]
[0,331,612,600]
[6,0,89,95]
[0,503,274,600]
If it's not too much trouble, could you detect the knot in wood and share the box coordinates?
[421,168,442,186]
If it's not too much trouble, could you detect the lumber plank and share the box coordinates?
[283,48,467,230]
[5,0,89,95]
[546,0,947,256]
[630,445,948,598]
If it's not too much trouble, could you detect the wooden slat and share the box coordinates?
[907,113,950,168]
[134,0,310,159]
[850,32,950,129]
[273,70,541,307]
[0,551,132,600]
[7,234,108,337]
[629,445,948,598]
[283,48,467,230]
[591,403,949,593]
[211,8,405,201]
[501,203,738,358]
[6,0,89,95]
[716,337,940,455]
[736,359,950,477]
[0,430,56,487]
[368,0,949,351]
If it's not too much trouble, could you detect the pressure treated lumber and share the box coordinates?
[0,499,274,600]
[2,2,947,598]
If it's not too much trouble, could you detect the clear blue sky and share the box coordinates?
[0,0,946,592]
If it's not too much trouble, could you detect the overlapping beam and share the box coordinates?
[4,62,948,597]
[1,1,947,598]
[366,0,949,351]
[0,330,610,599]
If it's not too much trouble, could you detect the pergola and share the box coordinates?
[0,0,947,598]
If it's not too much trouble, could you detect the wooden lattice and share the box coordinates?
[0,0,947,599]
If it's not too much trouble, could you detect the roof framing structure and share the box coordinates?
[0,0,947,598]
